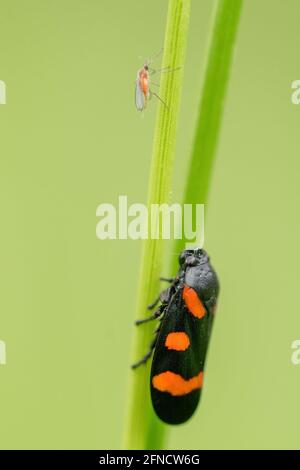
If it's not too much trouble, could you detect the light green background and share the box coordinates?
[0,0,299,449]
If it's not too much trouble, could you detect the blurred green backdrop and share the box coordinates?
[0,0,300,450]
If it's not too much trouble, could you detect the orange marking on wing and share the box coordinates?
[165,332,190,351]
[182,285,206,319]
[152,371,203,396]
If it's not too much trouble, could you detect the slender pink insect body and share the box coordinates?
[135,63,150,111]
[135,51,177,111]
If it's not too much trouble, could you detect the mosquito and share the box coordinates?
[135,51,180,112]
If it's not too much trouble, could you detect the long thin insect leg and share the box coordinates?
[152,92,169,110]
[149,66,181,76]
[135,305,164,326]
[149,66,170,74]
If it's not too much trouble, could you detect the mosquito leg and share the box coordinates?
[149,66,171,75]
[152,92,169,110]
[149,66,181,76]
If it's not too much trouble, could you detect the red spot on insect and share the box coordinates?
[152,370,203,396]
[182,285,206,319]
[165,332,190,351]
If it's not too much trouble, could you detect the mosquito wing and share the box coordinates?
[135,80,145,111]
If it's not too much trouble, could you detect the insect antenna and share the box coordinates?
[147,47,164,66]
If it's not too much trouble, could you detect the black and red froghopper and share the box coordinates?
[132,248,219,425]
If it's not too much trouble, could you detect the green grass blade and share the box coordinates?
[123,0,191,450]
[157,0,242,445]
[174,0,243,261]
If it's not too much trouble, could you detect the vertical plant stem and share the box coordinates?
[174,0,243,261]
[123,0,190,451]
[148,1,243,448]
